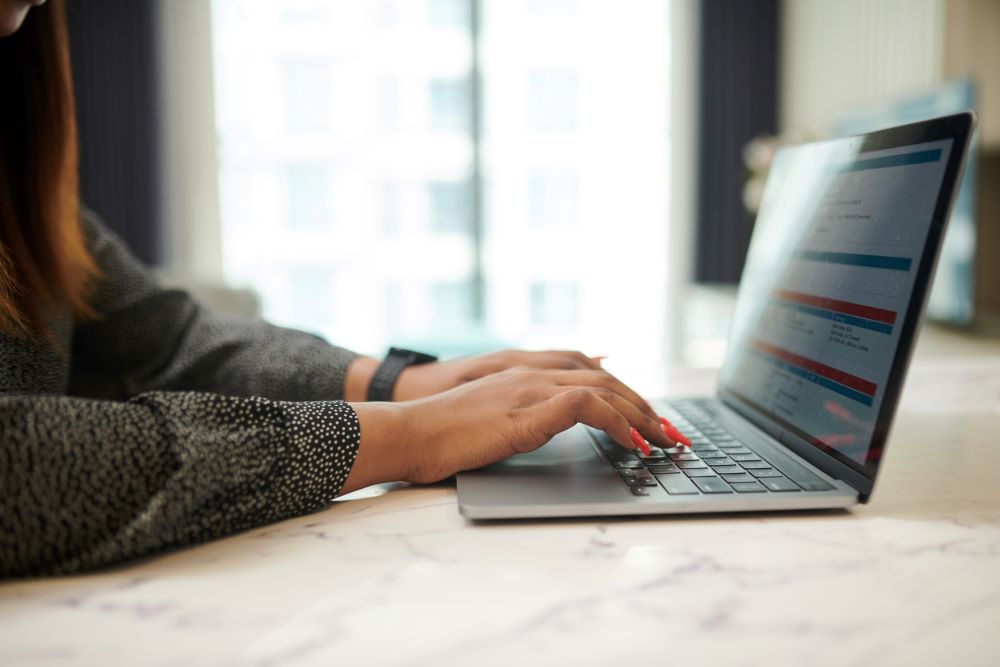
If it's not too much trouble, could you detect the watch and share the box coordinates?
[366,347,439,401]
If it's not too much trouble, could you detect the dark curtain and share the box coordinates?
[65,0,163,266]
[695,0,779,283]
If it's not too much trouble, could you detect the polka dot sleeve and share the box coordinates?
[0,392,360,578]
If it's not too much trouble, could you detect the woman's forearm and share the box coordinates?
[343,356,378,402]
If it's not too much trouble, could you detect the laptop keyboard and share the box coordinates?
[595,399,835,497]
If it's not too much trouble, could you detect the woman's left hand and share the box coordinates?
[393,349,604,401]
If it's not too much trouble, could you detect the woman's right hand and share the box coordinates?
[341,367,675,493]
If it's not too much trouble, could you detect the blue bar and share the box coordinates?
[778,302,894,335]
[799,250,912,272]
[750,349,874,407]
[843,148,942,172]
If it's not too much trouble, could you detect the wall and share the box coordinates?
[945,0,1000,148]
[157,0,224,283]
[780,0,945,137]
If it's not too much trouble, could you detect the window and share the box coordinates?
[429,78,470,131]
[526,71,577,130]
[428,181,470,234]
[282,60,331,132]
[286,164,332,230]
[289,267,336,327]
[381,182,401,235]
[379,78,399,128]
[432,281,475,329]
[429,0,469,27]
[530,282,579,326]
[213,0,670,364]
[525,0,577,14]
[528,171,579,228]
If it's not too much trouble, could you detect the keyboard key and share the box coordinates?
[607,448,640,460]
[730,453,760,462]
[797,478,836,492]
[642,477,659,486]
[741,461,772,470]
[613,460,644,469]
[639,450,667,460]
[677,461,707,469]
[630,486,651,496]
[683,468,718,478]
[731,481,766,493]
[692,477,733,493]
[760,455,837,491]
[646,463,679,474]
[618,468,636,477]
[657,474,699,495]
[712,434,735,442]
[761,477,801,492]
[749,468,783,478]
[624,477,644,486]
[722,473,756,483]
[706,457,735,467]
[720,445,750,453]
[698,450,728,459]
[711,464,742,474]
[668,452,699,462]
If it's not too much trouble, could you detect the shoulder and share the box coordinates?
[78,205,162,312]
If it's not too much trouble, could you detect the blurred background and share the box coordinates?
[64,0,1000,376]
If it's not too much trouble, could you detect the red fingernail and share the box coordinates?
[663,424,692,448]
[629,427,650,455]
[659,416,675,429]
[674,431,693,448]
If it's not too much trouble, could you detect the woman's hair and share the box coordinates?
[0,0,97,339]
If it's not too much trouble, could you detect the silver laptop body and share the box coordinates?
[458,113,976,519]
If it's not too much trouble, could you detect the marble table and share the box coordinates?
[2,327,1000,667]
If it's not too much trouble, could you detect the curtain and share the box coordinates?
[695,0,779,283]
[66,0,163,265]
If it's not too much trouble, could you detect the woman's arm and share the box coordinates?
[0,392,359,578]
[2,368,672,578]
[67,212,605,403]
[342,366,674,494]
[68,211,361,402]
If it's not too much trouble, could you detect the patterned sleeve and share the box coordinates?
[0,392,360,577]
[68,210,361,402]
[0,211,368,577]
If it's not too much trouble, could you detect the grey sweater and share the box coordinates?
[0,212,362,577]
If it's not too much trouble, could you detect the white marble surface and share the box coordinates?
[2,329,1000,667]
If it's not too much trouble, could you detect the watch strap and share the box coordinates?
[366,347,438,401]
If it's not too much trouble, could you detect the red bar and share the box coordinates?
[776,289,897,325]
[751,340,878,397]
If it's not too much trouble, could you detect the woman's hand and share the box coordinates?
[341,366,675,494]
[393,349,604,401]
[344,349,605,402]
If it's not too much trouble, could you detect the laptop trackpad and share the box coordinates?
[485,425,603,471]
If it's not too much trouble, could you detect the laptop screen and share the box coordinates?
[717,131,956,479]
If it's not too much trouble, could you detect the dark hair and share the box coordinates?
[0,0,98,338]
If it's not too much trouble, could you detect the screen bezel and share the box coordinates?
[717,112,976,500]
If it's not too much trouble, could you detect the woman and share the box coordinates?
[0,0,677,578]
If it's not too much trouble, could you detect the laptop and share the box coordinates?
[457,112,976,519]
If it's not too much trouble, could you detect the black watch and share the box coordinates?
[366,347,439,401]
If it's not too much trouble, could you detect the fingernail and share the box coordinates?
[629,427,650,455]
[659,416,675,429]
[673,430,693,448]
[662,422,693,448]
